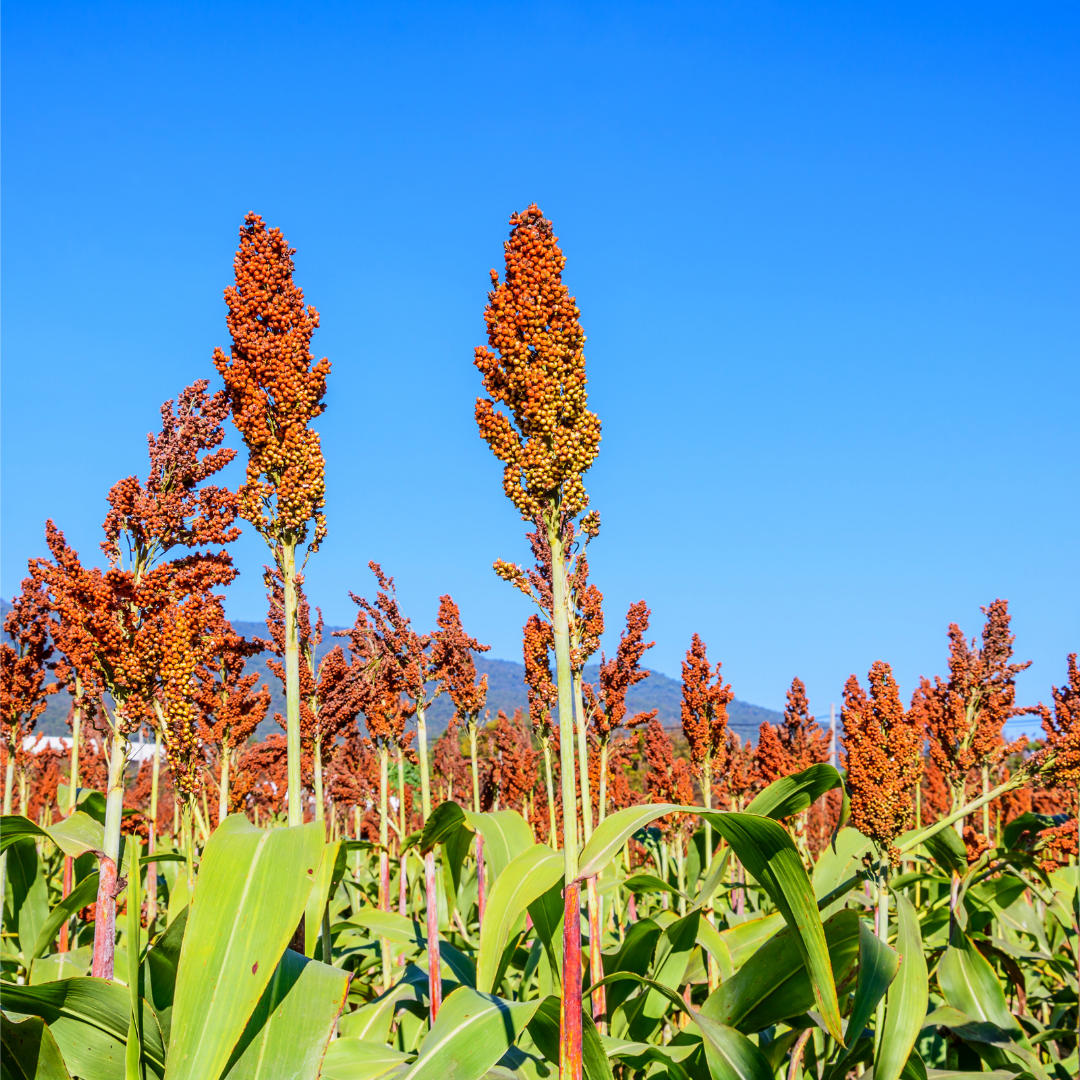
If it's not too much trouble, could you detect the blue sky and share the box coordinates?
[3,1,1076,729]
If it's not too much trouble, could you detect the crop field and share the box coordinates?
[1,208,1077,1080]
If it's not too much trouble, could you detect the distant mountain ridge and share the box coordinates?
[7,601,783,741]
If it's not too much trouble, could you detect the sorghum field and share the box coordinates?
[1,208,1077,1080]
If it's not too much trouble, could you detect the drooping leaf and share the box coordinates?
[399,987,540,1080]
[526,879,566,988]
[220,949,349,1079]
[629,910,701,1038]
[30,872,100,962]
[1,978,167,1080]
[702,909,860,1034]
[164,816,325,1080]
[144,906,188,1046]
[7,839,49,962]
[715,913,784,969]
[920,827,967,878]
[420,801,468,854]
[744,764,842,822]
[812,828,872,908]
[702,811,844,1045]
[0,1012,73,1080]
[476,845,562,993]
[576,804,683,883]
[602,918,661,1018]
[0,812,105,858]
[525,995,613,1080]
[305,839,346,957]
[923,1007,1049,1080]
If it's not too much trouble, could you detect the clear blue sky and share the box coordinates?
[3,2,1076,729]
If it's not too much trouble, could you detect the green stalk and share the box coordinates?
[598,739,609,824]
[675,839,687,917]
[125,834,143,1080]
[702,768,713,869]
[313,738,324,823]
[218,737,231,826]
[69,682,83,811]
[281,539,303,828]
[379,744,392,992]
[981,765,990,840]
[873,861,890,1059]
[543,738,558,848]
[0,735,15,935]
[571,671,593,840]
[898,772,1026,856]
[549,523,581,1080]
[468,720,481,812]
[147,731,161,925]
[416,702,432,818]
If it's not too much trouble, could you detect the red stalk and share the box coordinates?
[425,850,442,1019]
[90,855,118,979]
[561,880,583,1080]
[380,850,390,911]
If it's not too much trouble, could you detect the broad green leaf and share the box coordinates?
[1,977,167,1080]
[31,873,100,962]
[7,839,49,962]
[526,879,565,988]
[576,804,682,883]
[144,906,188,1046]
[526,995,613,1080]
[715,913,784,968]
[420,801,468,854]
[220,949,349,1079]
[345,909,426,948]
[602,918,660,1017]
[875,893,929,1080]
[695,918,734,982]
[623,873,686,899]
[29,948,92,984]
[920,827,967,878]
[476,845,562,993]
[633,910,701,1035]
[744,764,842,821]
[0,1012,72,1080]
[322,1038,413,1080]
[702,811,844,1046]
[591,973,772,1080]
[164,816,325,1080]
[924,1006,1048,1079]
[0,812,106,859]
[812,828,872,905]
[824,918,899,1080]
[305,839,346,956]
[338,983,415,1043]
[400,986,540,1080]
[936,930,1047,1080]
[463,810,534,878]
[702,909,860,1034]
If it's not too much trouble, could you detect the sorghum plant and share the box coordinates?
[195,610,270,825]
[523,613,560,845]
[680,633,734,860]
[213,214,330,828]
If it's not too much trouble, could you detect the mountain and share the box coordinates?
[7,603,784,742]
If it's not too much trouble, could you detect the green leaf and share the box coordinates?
[744,764,842,821]
[525,995,613,1080]
[812,828,872,906]
[220,948,350,1079]
[695,918,734,983]
[875,893,929,1080]
[715,913,784,969]
[7,839,49,963]
[629,911,701,1037]
[602,918,660,1017]
[1,977,167,1080]
[924,1006,1048,1080]
[701,909,860,1034]
[920,827,967,878]
[164,816,325,1080]
[526,879,565,988]
[463,810,534,879]
[702,811,845,1046]
[476,844,562,993]
[622,873,686,900]
[31,874,100,963]
[936,930,1047,1080]
[305,839,346,957]
[0,1012,73,1080]
[399,986,540,1080]
[344,910,425,949]
[576,804,682,883]
[0,812,106,859]
[144,906,188,1046]
[824,918,900,1080]
[420,801,468,854]
[322,1038,414,1080]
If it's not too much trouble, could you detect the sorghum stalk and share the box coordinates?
[550,528,582,1080]
[379,744,392,992]
[282,539,303,827]
[147,731,161,924]
[313,738,324,823]
[415,699,443,1018]
[218,736,231,826]
[543,740,558,849]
